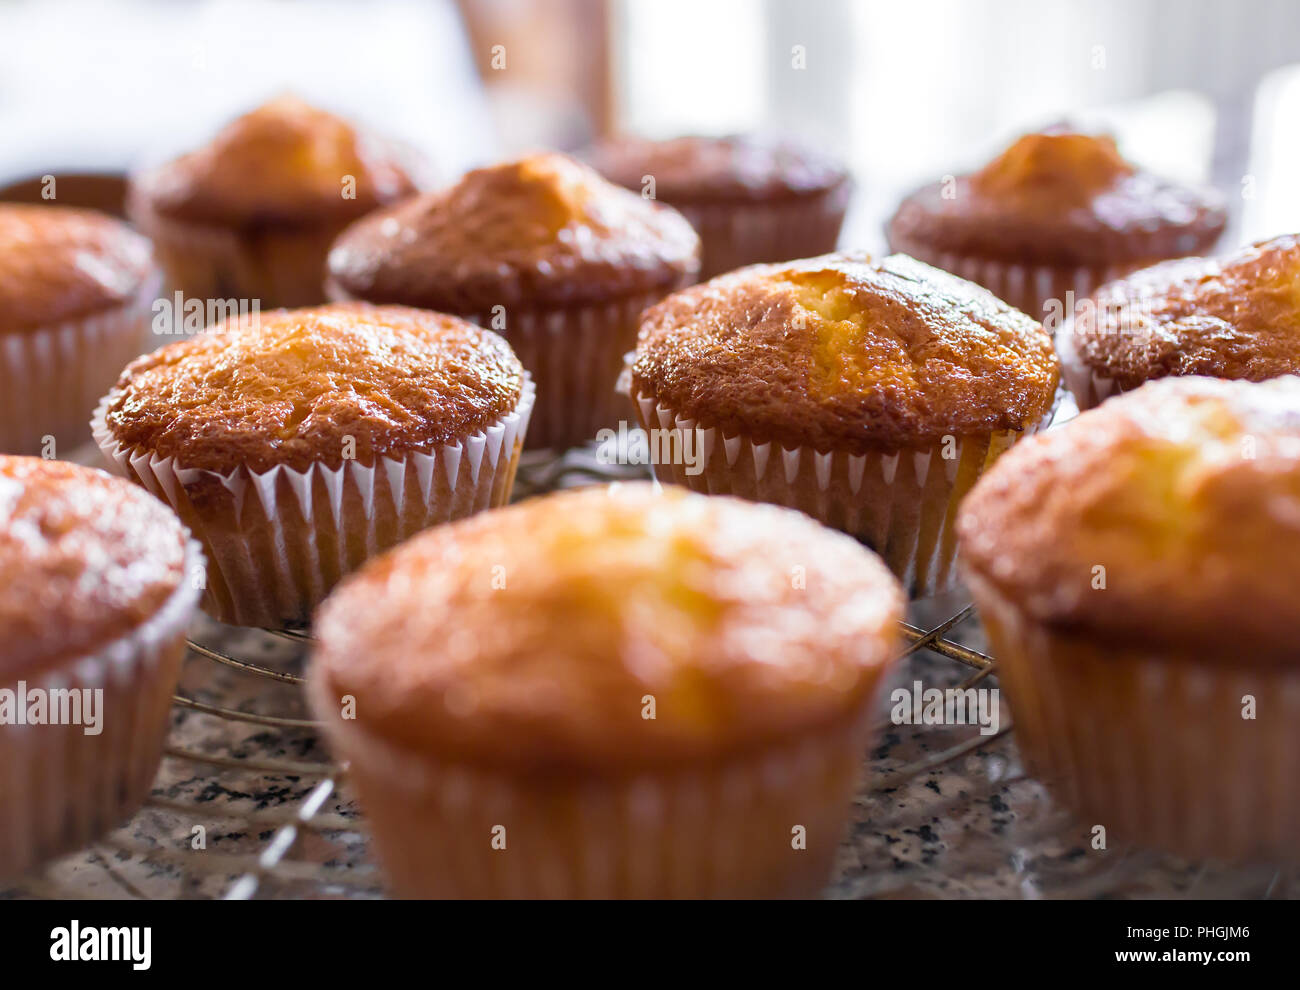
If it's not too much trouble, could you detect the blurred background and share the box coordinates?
[3,0,1300,249]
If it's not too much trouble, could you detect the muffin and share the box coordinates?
[0,204,158,456]
[128,96,422,311]
[309,483,903,898]
[585,134,850,279]
[960,376,1300,863]
[625,252,1060,596]
[0,456,202,881]
[91,302,533,628]
[325,152,700,450]
[886,129,1227,323]
[1059,234,1300,409]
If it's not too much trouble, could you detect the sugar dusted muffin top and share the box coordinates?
[326,152,700,313]
[959,376,1300,656]
[0,204,154,334]
[1063,234,1300,389]
[630,252,1059,453]
[888,131,1226,266]
[0,456,189,679]
[311,483,903,771]
[129,96,418,228]
[586,133,848,203]
[102,303,524,474]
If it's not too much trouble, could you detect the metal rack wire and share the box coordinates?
[5,450,1295,901]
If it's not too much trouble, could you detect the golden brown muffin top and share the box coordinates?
[128,96,418,228]
[0,203,154,334]
[585,133,848,203]
[312,483,903,772]
[631,252,1060,453]
[103,303,524,475]
[959,376,1300,658]
[326,152,700,313]
[0,456,189,680]
[887,131,1226,266]
[1063,234,1300,389]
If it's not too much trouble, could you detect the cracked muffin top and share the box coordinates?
[1060,234,1300,398]
[101,302,524,474]
[128,96,420,228]
[888,130,1226,266]
[585,133,848,203]
[630,252,1059,453]
[0,204,154,334]
[0,455,191,679]
[311,483,903,771]
[959,376,1300,658]
[326,152,700,313]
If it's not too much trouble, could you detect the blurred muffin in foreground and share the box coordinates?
[326,152,699,450]
[0,456,202,881]
[128,96,423,310]
[887,129,1226,323]
[586,133,850,279]
[0,204,157,455]
[309,483,903,898]
[1059,234,1300,409]
[960,376,1300,862]
[92,302,532,627]
[625,252,1060,596]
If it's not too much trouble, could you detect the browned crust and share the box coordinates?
[958,376,1300,659]
[127,97,418,230]
[103,303,524,475]
[630,252,1060,454]
[1064,235,1300,388]
[326,153,700,313]
[584,133,849,204]
[0,456,187,679]
[310,483,903,772]
[886,132,1226,266]
[0,204,153,334]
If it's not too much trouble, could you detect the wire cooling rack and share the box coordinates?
[3,448,1296,901]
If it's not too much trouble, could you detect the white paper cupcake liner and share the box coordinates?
[673,179,851,280]
[968,571,1300,863]
[625,386,1051,597]
[90,377,534,627]
[885,232,1135,328]
[460,297,668,452]
[309,665,872,898]
[0,271,160,456]
[0,537,203,882]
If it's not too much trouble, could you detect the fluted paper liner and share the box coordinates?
[886,231,1136,327]
[90,378,534,627]
[0,537,203,882]
[625,384,1051,597]
[308,664,874,898]
[674,179,850,280]
[0,271,160,456]
[461,298,663,451]
[967,570,1300,863]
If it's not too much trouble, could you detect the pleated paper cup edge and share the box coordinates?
[307,670,874,898]
[0,537,203,880]
[89,376,534,623]
[0,269,162,454]
[965,569,1300,863]
[627,388,1048,596]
